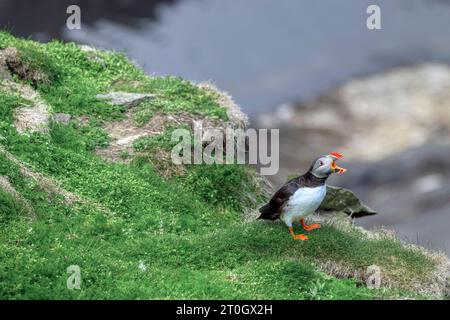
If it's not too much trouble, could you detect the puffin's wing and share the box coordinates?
[258,179,299,220]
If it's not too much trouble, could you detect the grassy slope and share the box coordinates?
[0,32,438,299]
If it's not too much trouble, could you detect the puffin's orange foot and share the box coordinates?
[289,227,309,241]
[293,234,309,241]
[300,219,321,231]
[303,223,321,231]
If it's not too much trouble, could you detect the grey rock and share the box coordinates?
[52,113,72,124]
[330,144,450,255]
[0,64,11,80]
[96,92,155,109]
[79,45,97,53]
[318,186,377,218]
[0,47,49,84]
[3,81,50,134]
[79,45,107,67]
[14,104,49,134]
[0,49,11,80]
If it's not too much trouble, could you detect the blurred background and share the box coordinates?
[1,0,449,254]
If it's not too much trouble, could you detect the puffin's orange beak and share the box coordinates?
[331,161,347,174]
[329,152,347,174]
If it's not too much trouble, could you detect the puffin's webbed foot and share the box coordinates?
[300,218,321,231]
[289,227,309,241]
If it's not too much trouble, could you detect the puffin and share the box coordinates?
[258,152,347,240]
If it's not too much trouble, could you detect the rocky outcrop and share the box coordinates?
[333,144,450,253]
[0,47,50,84]
[96,91,156,110]
[52,113,72,124]
[319,186,377,218]
[0,80,50,134]
[0,49,50,134]
[94,91,160,163]
[95,84,249,166]
[15,87,48,133]
[79,44,106,66]
[13,102,50,134]
[0,60,11,80]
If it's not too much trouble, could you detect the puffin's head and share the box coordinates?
[309,152,347,178]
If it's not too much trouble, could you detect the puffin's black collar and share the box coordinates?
[297,171,327,188]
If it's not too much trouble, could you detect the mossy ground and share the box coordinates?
[0,32,440,299]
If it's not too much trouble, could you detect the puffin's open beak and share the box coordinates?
[331,161,347,174]
[329,152,347,174]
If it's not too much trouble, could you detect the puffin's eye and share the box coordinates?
[318,161,324,166]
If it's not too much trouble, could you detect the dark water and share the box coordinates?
[2,0,450,117]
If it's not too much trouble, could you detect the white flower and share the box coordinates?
[138,260,147,272]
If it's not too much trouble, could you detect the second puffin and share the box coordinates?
[258,152,347,240]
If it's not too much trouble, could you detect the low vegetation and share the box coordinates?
[0,32,447,299]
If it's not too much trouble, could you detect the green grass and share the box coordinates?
[128,79,228,125]
[0,32,441,300]
[0,93,30,138]
[0,129,436,299]
[132,126,261,211]
[0,31,228,122]
[0,187,23,224]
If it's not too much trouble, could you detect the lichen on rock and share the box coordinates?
[96,91,156,110]
[319,186,377,218]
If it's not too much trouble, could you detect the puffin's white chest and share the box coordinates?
[280,185,327,226]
